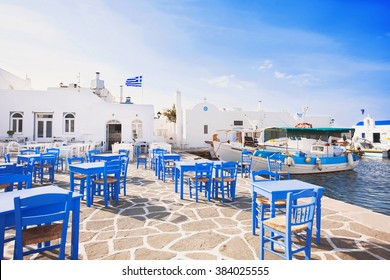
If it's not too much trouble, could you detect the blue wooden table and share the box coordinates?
[0,185,82,259]
[69,162,104,207]
[174,160,224,199]
[251,179,324,244]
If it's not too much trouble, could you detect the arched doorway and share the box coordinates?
[106,120,121,151]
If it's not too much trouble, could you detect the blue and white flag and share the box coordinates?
[126,76,142,87]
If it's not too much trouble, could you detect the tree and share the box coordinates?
[162,104,176,123]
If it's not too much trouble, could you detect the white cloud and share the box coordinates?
[258,60,273,71]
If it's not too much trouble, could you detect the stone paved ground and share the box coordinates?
[3,153,390,260]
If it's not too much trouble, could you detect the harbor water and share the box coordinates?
[293,157,390,216]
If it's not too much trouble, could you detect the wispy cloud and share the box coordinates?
[202,74,253,90]
[258,60,273,71]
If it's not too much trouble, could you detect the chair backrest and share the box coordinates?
[251,170,277,182]
[41,152,57,163]
[13,192,73,259]
[135,146,141,157]
[67,156,85,165]
[267,156,283,172]
[285,189,318,234]
[4,153,11,163]
[46,147,60,158]
[220,161,238,180]
[0,172,32,190]
[120,156,130,176]
[88,149,101,162]
[118,149,130,156]
[19,149,37,155]
[104,159,121,178]
[194,162,214,181]
[153,148,167,158]
[241,150,253,161]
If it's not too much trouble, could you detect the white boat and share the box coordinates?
[348,138,389,158]
[213,126,359,174]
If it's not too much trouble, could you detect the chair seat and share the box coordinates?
[93,177,117,184]
[0,183,11,190]
[263,216,308,234]
[138,155,147,159]
[190,176,209,183]
[35,164,54,169]
[277,171,289,175]
[74,173,86,179]
[22,223,63,246]
[256,197,286,207]
[213,177,235,183]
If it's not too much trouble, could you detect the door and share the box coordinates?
[36,113,53,142]
[106,120,122,151]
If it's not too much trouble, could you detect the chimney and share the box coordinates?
[96,72,100,80]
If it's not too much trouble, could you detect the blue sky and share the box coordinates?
[1,0,389,127]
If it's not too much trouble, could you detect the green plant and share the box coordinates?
[162,104,176,123]
[7,130,14,137]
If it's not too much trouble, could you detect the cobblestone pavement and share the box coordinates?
[3,154,390,260]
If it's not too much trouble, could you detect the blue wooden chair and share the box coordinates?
[118,149,130,157]
[161,154,180,182]
[212,161,239,203]
[91,159,121,207]
[4,153,11,163]
[68,157,86,199]
[0,172,32,192]
[34,153,56,184]
[151,148,167,171]
[251,170,286,234]
[13,192,73,260]
[88,149,101,162]
[267,156,290,180]
[188,162,214,202]
[117,156,129,195]
[240,150,253,178]
[135,146,148,169]
[46,147,64,172]
[259,189,319,260]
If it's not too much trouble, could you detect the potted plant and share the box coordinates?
[6,130,14,137]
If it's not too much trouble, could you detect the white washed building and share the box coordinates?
[353,116,390,147]
[183,100,334,148]
[0,70,154,151]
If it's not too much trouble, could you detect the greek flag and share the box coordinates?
[126,76,142,87]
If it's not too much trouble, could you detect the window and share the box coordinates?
[63,113,75,133]
[204,125,208,134]
[10,112,23,134]
[233,120,243,126]
[132,119,143,140]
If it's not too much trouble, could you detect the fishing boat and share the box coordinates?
[213,126,359,174]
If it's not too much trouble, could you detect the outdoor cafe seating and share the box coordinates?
[259,189,319,260]
[187,162,214,202]
[13,192,73,260]
[212,161,239,203]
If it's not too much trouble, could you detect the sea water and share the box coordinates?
[293,158,390,216]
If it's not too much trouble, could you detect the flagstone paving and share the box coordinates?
[3,153,390,260]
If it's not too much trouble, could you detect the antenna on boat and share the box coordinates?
[77,72,80,92]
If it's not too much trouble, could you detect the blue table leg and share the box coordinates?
[70,197,81,260]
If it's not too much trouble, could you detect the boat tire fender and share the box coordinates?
[316,157,322,171]
[285,156,295,167]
